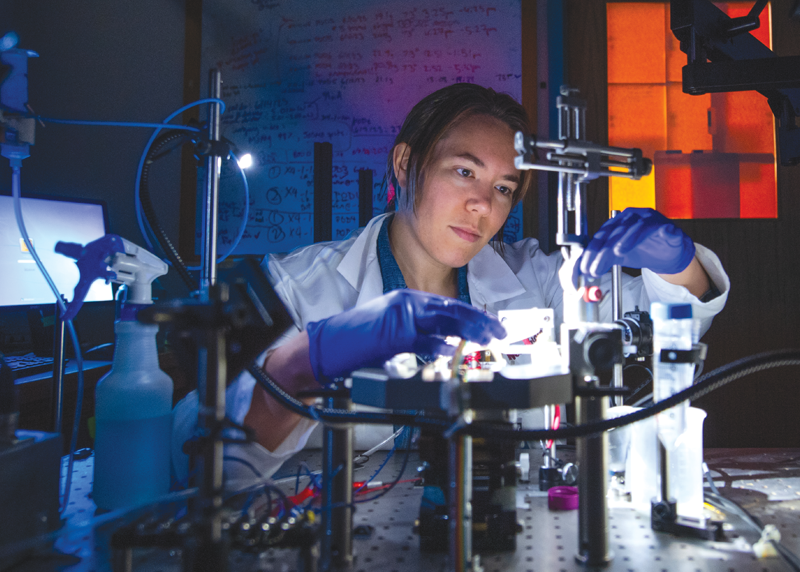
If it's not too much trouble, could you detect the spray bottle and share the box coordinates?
[57,234,173,509]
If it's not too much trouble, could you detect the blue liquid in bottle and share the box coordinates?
[93,320,173,510]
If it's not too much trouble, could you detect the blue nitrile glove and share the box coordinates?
[579,208,696,278]
[305,289,507,384]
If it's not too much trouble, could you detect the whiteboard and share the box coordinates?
[200,0,523,254]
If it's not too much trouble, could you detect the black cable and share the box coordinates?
[138,129,197,290]
[704,489,800,572]
[622,362,653,405]
[223,454,265,479]
[246,362,448,429]
[249,350,800,441]
[223,455,292,518]
[468,349,800,440]
[776,542,800,572]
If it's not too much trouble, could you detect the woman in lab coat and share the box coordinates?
[172,83,729,484]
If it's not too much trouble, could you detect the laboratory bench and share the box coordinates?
[4,447,799,572]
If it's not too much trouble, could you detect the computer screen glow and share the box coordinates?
[0,195,114,307]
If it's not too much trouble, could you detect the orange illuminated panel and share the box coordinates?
[666,84,712,152]
[607,2,777,219]
[607,3,666,85]
[608,84,667,158]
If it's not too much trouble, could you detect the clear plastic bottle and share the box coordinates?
[651,302,696,451]
[92,315,173,510]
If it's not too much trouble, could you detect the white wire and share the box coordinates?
[359,426,406,459]
[10,161,85,513]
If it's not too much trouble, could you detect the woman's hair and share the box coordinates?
[385,83,532,243]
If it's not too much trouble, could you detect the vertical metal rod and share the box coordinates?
[462,434,473,568]
[448,436,458,571]
[575,394,613,566]
[557,173,567,237]
[536,0,553,251]
[320,419,333,571]
[188,320,228,572]
[112,547,133,572]
[50,301,66,434]
[332,396,354,568]
[659,441,670,503]
[201,69,222,293]
[448,432,473,572]
[565,173,576,212]
[543,405,553,468]
[610,210,625,406]
[320,395,354,571]
[610,210,623,321]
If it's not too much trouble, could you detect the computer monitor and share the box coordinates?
[0,194,114,307]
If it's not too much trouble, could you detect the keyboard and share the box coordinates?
[3,353,58,377]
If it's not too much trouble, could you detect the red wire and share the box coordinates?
[284,478,420,509]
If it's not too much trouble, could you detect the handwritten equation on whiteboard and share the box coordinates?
[200,0,522,254]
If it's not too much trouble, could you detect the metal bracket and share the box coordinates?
[658,343,708,365]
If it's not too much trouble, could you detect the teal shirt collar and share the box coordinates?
[376,217,471,305]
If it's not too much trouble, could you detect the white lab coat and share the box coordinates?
[172,213,729,486]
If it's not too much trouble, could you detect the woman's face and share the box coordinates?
[395,114,520,269]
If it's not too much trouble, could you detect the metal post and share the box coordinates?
[320,395,354,571]
[536,0,553,252]
[659,441,671,504]
[185,289,228,572]
[557,172,567,238]
[611,210,625,406]
[445,363,476,572]
[50,300,66,434]
[543,404,554,469]
[575,393,612,566]
[201,69,223,293]
[448,432,474,572]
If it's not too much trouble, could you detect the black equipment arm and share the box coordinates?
[671,0,800,166]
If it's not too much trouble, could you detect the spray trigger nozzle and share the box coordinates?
[55,234,167,322]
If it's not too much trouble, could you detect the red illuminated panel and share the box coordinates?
[739,160,777,218]
[607,2,777,219]
[716,2,771,47]
[654,152,693,219]
[711,91,775,154]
